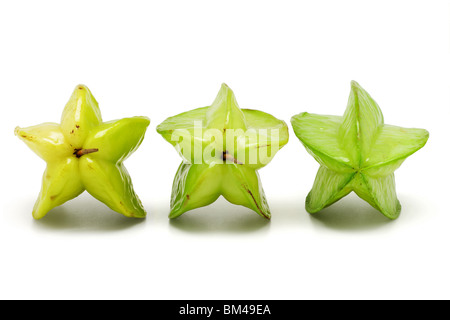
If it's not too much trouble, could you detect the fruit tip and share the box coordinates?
[71,84,93,99]
[422,129,430,144]
[137,116,151,126]
[350,80,361,89]
[219,83,236,96]
[290,112,308,123]
[14,126,28,139]
[75,84,88,91]
[68,84,99,107]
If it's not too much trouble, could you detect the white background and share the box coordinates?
[0,0,449,300]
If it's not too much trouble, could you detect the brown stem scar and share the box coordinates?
[74,148,99,158]
[222,151,243,164]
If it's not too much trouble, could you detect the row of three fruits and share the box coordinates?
[15,82,428,221]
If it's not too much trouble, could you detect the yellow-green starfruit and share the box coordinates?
[15,85,150,219]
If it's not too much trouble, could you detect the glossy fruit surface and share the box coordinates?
[15,85,150,219]
[157,84,289,219]
[291,81,429,219]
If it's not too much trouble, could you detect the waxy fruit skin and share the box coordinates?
[157,84,289,219]
[15,85,150,219]
[291,81,429,219]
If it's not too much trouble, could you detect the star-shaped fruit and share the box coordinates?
[15,85,150,219]
[291,81,429,219]
[157,84,289,219]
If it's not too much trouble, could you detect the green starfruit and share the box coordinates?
[291,81,429,219]
[157,84,289,219]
